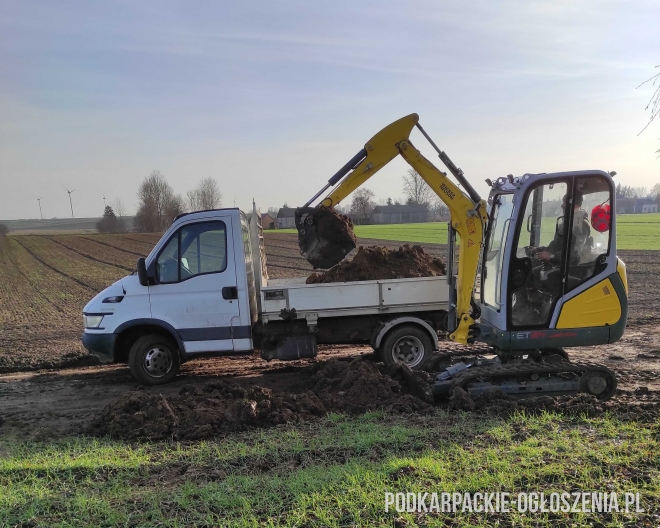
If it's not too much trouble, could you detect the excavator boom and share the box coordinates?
[296,113,488,344]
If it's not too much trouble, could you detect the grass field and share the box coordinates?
[280,212,660,250]
[2,411,658,527]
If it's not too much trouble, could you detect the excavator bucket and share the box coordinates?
[295,206,357,269]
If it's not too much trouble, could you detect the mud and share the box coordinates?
[306,244,446,284]
[450,387,660,421]
[3,326,660,441]
[302,206,357,269]
[90,357,434,441]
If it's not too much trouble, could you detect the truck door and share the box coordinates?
[148,217,241,353]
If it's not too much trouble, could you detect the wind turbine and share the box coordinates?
[102,192,107,208]
[61,184,76,218]
[33,195,43,220]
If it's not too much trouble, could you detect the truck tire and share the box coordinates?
[128,334,180,385]
[379,324,434,370]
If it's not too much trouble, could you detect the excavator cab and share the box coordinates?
[476,171,627,350]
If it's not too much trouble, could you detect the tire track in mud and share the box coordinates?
[81,236,144,257]
[3,240,66,314]
[12,237,97,292]
[44,237,133,272]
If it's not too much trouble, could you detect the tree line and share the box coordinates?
[96,171,222,233]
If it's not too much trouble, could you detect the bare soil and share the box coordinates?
[1,232,660,440]
[2,326,660,441]
[306,244,446,283]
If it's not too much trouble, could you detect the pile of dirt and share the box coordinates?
[306,244,446,284]
[90,357,433,441]
[303,206,357,269]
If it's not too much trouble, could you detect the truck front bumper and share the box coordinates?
[81,332,116,363]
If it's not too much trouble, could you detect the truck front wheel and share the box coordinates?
[128,334,180,385]
[379,324,434,370]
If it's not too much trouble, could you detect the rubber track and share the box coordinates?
[44,236,133,272]
[12,238,97,292]
[450,361,618,401]
[4,240,66,313]
[80,236,144,257]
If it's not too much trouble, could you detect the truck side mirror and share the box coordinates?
[556,216,564,236]
[137,258,148,286]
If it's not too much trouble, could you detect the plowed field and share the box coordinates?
[1,232,658,374]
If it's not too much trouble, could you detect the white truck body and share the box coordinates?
[82,206,449,372]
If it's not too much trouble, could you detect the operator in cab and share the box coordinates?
[534,191,590,267]
[513,191,591,327]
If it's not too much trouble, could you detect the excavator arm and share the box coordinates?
[297,113,488,344]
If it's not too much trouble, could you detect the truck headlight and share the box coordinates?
[83,315,104,329]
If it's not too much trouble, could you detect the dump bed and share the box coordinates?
[248,205,449,324]
[260,276,449,323]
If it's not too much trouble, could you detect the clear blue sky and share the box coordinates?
[1,0,658,219]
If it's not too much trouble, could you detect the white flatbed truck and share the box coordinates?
[82,206,450,384]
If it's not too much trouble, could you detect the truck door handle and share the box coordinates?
[222,286,238,300]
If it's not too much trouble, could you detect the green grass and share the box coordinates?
[2,411,658,527]
[277,213,660,250]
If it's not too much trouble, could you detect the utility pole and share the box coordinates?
[61,185,75,218]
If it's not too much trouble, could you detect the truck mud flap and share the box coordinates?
[261,334,318,361]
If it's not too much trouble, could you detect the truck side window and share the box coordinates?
[156,236,179,284]
[180,222,227,279]
[156,221,227,283]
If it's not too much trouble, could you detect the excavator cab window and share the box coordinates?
[565,174,612,291]
[482,193,514,310]
[509,180,569,327]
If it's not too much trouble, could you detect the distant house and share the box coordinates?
[261,213,276,230]
[277,207,297,229]
[370,204,431,224]
[617,197,658,214]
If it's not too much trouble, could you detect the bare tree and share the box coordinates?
[649,183,660,197]
[637,64,660,157]
[349,188,376,217]
[135,170,182,232]
[402,169,433,206]
[616,184,647,199]
[431,198,450,219]
[187,189,203,212]
[186,178,222,212]
[198,177,222,210]
[112,198,127,217]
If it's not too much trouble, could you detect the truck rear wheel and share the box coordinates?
[380,324,434,370]
[128,334,180,385]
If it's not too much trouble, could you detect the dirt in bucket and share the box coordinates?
[300,206,358,269]
[306,244,446,284]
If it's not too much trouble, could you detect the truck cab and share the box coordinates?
[82,208,258,383]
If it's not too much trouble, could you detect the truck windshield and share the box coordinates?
[482,193,514,309]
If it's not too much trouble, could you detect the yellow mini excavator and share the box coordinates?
[296,114,627,400]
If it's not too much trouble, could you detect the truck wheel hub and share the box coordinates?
[144,347,173,377]
[392,336,424,368]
